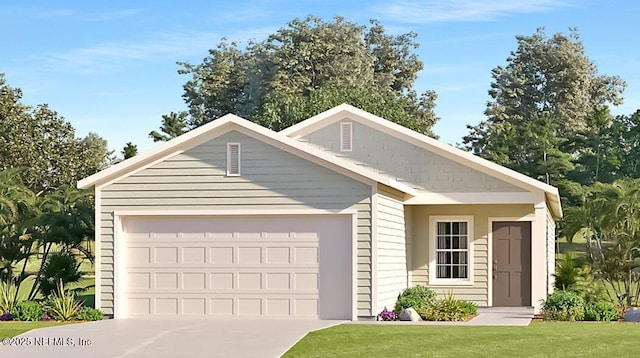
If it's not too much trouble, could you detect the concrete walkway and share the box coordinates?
[0,318,343,358]
[349,307,534,326]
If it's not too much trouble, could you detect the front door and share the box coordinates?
[492,222,531,306]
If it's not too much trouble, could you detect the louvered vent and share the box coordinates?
[227,143,240,176]
[340,122,352,152]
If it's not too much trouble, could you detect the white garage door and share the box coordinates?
[119,215,352,319]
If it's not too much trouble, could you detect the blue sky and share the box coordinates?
[2,1,639,155]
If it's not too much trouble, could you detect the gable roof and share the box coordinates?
[281,104,562,218]
[77,113,417,196]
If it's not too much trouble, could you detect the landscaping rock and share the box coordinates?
[399,307,423,321]
[624,307,640,322]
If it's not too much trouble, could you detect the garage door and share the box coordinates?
[119,215,352,319]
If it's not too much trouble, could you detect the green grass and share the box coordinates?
[284,322,640,357]
[0,321,71,339]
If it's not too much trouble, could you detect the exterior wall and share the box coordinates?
[302,120,525,192]
[375,186,408,314]
[546,207,557,296]
[408,204,535,306]
[98,131,373,317]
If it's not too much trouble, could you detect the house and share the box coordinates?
[78,104,561,320]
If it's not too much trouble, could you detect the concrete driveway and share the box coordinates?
[1,318,344,357]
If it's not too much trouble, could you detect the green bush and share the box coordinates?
[77,307,104,321]
[44,280,82,321]
[421,293,476,321]
[38,253,82,297]
[584,301,618,322]
[13,300,44,321]
[542,290,585,321]
[0,282,19,314]
[393,285,436,315]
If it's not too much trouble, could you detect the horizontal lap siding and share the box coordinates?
[409,204,534,306]
[99,131,373,316]
[302,120,525,193]
[375,187,408,313]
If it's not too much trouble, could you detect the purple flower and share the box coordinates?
[378,308,398,321]
[0,311,12,321]
[42,313,52,321]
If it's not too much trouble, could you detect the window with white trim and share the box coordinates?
[429,216,473,284]
[226,143,240,176]
[340,122,352,152]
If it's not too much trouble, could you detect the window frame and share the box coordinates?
[428,215,474,285]
[226,142,241,176]
[340,122,353,152]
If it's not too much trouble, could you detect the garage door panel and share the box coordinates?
[121,215,351,319]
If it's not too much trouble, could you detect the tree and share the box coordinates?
[149,111,188,142]
[463,29,626,207]
[563,179,640,308]
[608,110,640,178]
[121,142,138,159]
[173,16,438,135]
[464,28,625,159]
[0,74,112,193]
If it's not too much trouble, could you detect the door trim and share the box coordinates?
[487,216,534,307]
[112,209,358,320]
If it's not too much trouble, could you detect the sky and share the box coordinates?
[2,0,640,155]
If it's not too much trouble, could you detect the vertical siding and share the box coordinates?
[98,131,373,317]
[302,120,525,193]
[375,186,408,313]
[409,204,534,305]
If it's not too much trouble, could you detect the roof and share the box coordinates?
[281,104,563,218]
[77,113,417,196]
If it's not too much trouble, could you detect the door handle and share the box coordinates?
[492,260,497,279]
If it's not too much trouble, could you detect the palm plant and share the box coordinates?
[564,179,640,307]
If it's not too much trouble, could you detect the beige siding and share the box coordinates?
[546,209,557,296]
[99,131,373,317]
[408,204,534,305]
[375,186,408,313]
[302,121,525,193]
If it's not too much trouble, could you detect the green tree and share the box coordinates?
[463,28,626,208]
[0,74,112,193]
[149,111,189,142]
[564,179,640,307]
[174,16,438,135]
[609,110,640,178]
[122,142,138,159]
[565,108,623,186]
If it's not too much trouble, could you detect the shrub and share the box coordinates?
[0,281,19,314]
[13,300,44,321]
[393,286,436,315]
[77,307,104,321]
[584,301,618,322]
[38,253,82,297]
[542,290,585,321]
[421,293,476,321]
[0,311,12,321]
[44,280,82,321]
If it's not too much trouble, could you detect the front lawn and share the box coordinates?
[0,321,70,340]
[284,322,639,357]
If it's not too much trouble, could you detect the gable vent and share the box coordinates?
[227,143,241,176]
[340,122,353,152]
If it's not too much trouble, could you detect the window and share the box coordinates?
[429,216,473,284]
[340,122,352,152]
[227,143,240,176]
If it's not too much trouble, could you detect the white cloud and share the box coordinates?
[376,0,575,23]
[37,31,221,74]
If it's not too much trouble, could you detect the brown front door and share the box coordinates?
[492,222,531,306]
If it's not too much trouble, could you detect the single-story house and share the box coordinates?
[78,104,561,320]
